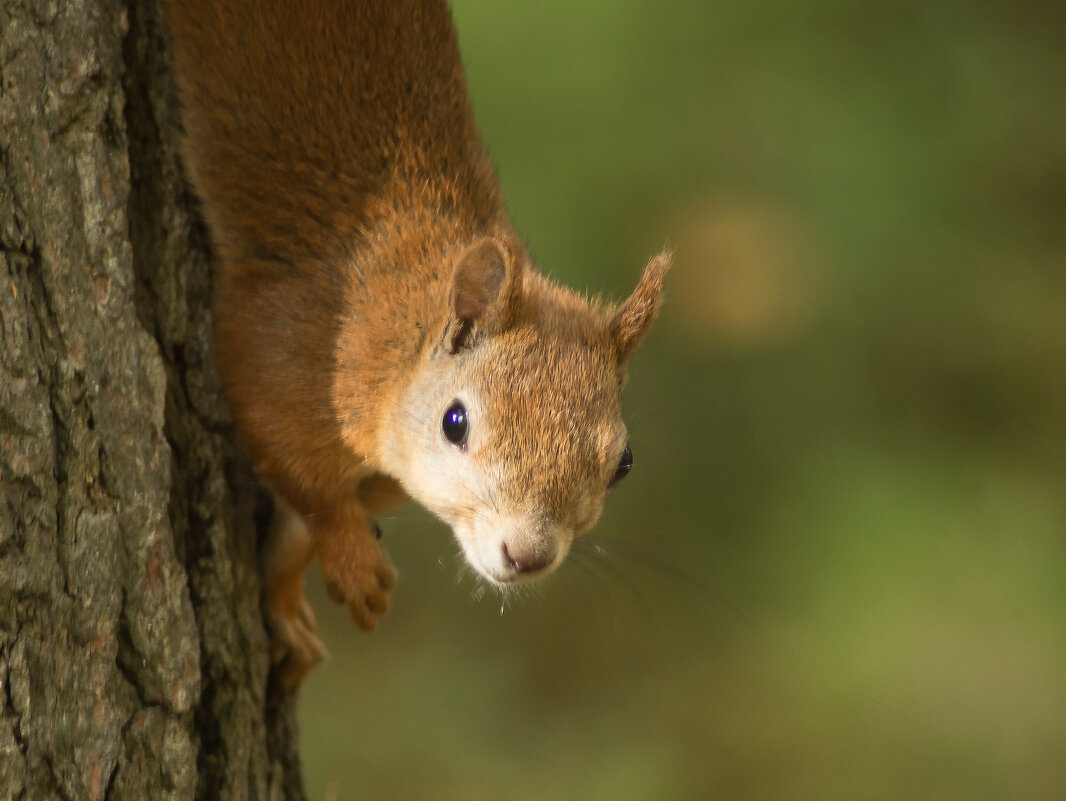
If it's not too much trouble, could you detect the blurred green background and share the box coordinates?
[299,1,1066,798]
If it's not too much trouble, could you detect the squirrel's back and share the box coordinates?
[167,0,503,265]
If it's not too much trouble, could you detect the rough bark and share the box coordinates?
[0,1,303,799]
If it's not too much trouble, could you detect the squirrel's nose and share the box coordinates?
[501,540,555,576]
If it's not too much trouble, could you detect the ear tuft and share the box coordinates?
[448,236,522,352]
[610,250,672,362]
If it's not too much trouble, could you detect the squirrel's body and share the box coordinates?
[168,0,668,683]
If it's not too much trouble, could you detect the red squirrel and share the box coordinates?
[166,0,670,685]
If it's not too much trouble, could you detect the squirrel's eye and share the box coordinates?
[442,400,469,447]
[611,444,633,486]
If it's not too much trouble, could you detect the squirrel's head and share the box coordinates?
[383,235,670,585]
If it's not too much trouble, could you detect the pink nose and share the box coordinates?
[501,540,555,575]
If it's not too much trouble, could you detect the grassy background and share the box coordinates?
[299,1,1066,798]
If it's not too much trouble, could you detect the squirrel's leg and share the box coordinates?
[357,473,408,515]
[263,496,327,687]
[310,494,397,631]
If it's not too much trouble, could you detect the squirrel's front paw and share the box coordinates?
[266,580,328,688]
[318,520,397,631]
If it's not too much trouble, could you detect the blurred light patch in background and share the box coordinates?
[672,199,823,348]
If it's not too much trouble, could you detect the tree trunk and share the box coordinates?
[0,1,304,799]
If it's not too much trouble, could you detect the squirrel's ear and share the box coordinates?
[609,250,671,363]
[448,235,522,352]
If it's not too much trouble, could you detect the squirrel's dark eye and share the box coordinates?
[442,400,469,447]
[611,444,633,486]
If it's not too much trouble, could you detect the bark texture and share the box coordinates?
[1,1,303,799]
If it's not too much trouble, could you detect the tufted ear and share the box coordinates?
[609,250,672,363]
[447,235,523,352]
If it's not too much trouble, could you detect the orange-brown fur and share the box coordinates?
[167,0,669,685]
